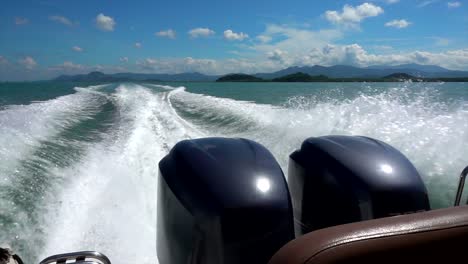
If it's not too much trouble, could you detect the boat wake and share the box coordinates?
[169,85,468,209]
[0,82,466,263]
[42,84,203,264]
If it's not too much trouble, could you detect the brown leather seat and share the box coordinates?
[269,205,468,264]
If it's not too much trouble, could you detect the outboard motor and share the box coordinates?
[289,135,430,236]
[157,138,294,264]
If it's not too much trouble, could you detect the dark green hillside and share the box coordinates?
[272,72,329,82]
[216,74,264,82]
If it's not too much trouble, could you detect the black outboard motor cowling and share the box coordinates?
[289,135,430,236]
[157,138,294,264]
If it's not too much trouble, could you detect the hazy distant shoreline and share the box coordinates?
[2,63,468,83]
[215,72,468,83]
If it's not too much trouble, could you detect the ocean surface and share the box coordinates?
[0,81,467,263]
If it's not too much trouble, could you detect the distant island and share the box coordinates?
[216,74,265,82]
[51,64,468,83]
[54,71,217,82]
[271,73,329,82]
[216,72,468,83]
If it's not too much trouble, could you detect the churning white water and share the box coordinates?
[0,82,466,263]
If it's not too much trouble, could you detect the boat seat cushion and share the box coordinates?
[269,205,468,264]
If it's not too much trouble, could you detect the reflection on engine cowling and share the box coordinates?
[288,135,430,236]
[157,137,294,264]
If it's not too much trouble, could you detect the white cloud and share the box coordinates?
[214,43,465,73]
[19,56,37,69]
[250,24,342,57]
[15,17,29,25]
[132,25,343,74]
[6,19,468,80]
[325,3,384,27]
[367,0,399,4]
[297,44,371,67]
[223,30,249,41]
[257,35,272,43]
[137,58,158,71]
[49,15,73,26]
[136,57,217,73]
[5,45,468,81]
[290,44,468,71]
[95,13,115,31]
[72,46,83,52]
[155,29,176,39]
[385,19,411,28]
[418,0,438,7]
[132,45,468,75]
[188,27,215,38]
[49,61,123,74]
[448,1,461,8]
[184,57,218,71]
[135,42,142,48]
[136,56,264,75]
[56,61,84,71]
[267,49,288,64]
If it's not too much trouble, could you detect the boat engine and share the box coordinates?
[157,138,294,264]
[288,135,430,236]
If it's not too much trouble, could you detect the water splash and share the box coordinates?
[41,84,202,263]
[0,82,466,264]
[169,84,468,208]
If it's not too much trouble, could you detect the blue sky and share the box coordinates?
[0,0,467,80]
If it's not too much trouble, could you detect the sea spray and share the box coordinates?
[42,84,202,264]
[0,82,466,263]
[169,84,468,208]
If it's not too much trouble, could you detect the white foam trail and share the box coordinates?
[143,83,185,90]
[42,84,202,264]
[0,88,108,185]
[169,87,277,135]
[0,86,110,263]
[34,82,467,263]
[169,86,468,208]
[166,87,207,135]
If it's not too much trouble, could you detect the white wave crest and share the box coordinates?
[169,86,468,208]
[41,84,202,264]
[0,87,108,185]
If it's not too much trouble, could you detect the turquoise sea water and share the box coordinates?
[0,81,467,263]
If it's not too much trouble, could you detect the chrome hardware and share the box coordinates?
[454,166,468,206]
[39,251,111,264]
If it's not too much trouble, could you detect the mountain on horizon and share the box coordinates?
[53,64,468,82]
[54,71,219,82]
[365,63,450,73]
[255,64,468,79]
